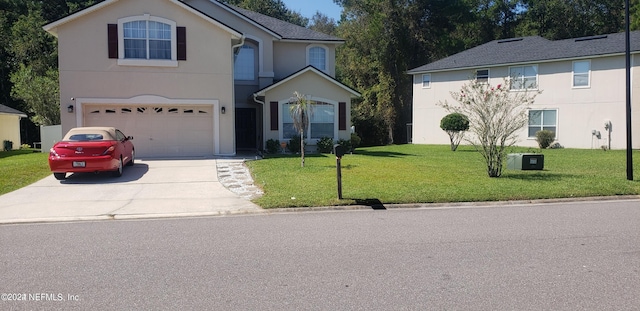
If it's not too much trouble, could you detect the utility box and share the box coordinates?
[507,153,544,170]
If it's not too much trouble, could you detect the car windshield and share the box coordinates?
[67,134,105,141]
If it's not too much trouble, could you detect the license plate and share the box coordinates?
[72,161,86,168]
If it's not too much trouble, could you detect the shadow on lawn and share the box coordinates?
[353,150,412,158]
[502,172,571,181]
[350,198,386,210]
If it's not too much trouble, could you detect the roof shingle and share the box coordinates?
[408,31,640,74]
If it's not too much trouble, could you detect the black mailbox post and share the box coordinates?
[334,144,345,199]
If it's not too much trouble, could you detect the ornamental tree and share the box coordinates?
[439,79,540,177]
[440,113,469,151]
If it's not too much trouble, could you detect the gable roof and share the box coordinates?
[0,104,27,117]
[43,0,242,39]
[408,31,640,74]
[254,66,360,98]
[208,1,343,42]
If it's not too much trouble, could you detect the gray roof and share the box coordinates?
[0,104,26,116]
[225,4,343,42]
[408,31,640,74]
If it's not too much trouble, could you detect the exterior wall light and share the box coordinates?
[221,106,226,114]
[67,105,74,113]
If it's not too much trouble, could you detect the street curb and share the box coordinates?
[1,195,638,225]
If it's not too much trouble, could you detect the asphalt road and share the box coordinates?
[1,200,639,310]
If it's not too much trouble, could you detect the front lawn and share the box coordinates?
[247,144,640,208]
[0,150,50,195]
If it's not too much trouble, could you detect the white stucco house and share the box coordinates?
[408,32,640,150]
[0,104,27,150]
[43,0,359,157]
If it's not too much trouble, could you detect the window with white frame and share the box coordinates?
[282,102,335,140]
[528,109,557,138]
[307,46,327,71]
[234,45,255,80]
[510,65,537,90]
[573,60,590,87]
[115,15,179,67]
[422,74,431,88]
[475,69,489,83]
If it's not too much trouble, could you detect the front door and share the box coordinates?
[235,108,257,150]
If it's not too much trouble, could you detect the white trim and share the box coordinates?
[572,60,591,88]
[207,0,282,39]
[170,0,242,39]
[74,95,221,154]
[118,15,177,64]
[255,66,360,97]
[43,0,120,37]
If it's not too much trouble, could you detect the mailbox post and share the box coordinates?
[334,144,346,199]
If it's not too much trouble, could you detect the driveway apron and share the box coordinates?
[0,158,262,224]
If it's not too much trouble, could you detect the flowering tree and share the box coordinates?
[439,79,540,177]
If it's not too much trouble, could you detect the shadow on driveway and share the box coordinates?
[60,163,149,184]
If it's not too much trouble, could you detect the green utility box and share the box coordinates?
[506,153,544,170]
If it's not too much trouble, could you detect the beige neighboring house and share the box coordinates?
[408,32,640,150]
[43,0,359,157]
[0,104,27,150]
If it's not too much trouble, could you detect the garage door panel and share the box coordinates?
[84,105,214,157]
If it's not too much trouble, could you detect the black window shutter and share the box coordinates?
[177,26,186,61]
[108,24,118,59]
[339,102,347,130]
[270,102,278,131]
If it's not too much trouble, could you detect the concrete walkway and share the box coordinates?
[0,157,264,224]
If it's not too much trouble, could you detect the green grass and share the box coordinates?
[247,144,640,208]
[0,150,50,195]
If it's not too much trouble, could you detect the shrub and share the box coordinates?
[316,137,334,153]
[440,113,469,151]
[287,135,302,153]
[535,130,555,149]
[337,138,352,153]
[265,139,280,154]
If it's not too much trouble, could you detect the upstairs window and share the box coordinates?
[307,45,327,71]
[123,20,171,59]
[422,74,431,88]
[110,15,184,67]
[573,60,590,87]
[510,65,537,90]
[234,45,255,81]
[475,69,489,83]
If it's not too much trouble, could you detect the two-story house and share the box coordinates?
[43,0,359,157]
[408,32,640,150]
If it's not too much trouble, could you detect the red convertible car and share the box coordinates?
[49,127,135,180]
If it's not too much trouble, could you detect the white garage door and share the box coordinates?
[84,105,214,158]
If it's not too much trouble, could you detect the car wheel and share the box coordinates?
[53,173,66,180]
[113,157,123,177]
[127,149,135,166]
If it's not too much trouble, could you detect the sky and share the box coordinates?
[281,0,343,21]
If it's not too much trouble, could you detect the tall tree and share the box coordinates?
[222,0,308,27]
[309,12,337,35]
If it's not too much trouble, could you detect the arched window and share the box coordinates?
[307,45,327,71]
[234,45,255,81]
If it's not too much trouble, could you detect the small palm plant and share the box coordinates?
[289,91,312,167]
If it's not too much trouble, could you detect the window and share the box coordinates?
[113,15,182,67]
[573,60,590,87]
[422,74,431,88]
[510,65,537,90]
[307,45,327,71]
[234,45,255,80]
[282,102,335,140]
[475,69,489,83]
[528,109,557,138]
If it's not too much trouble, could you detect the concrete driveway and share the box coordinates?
[0,158,263,224]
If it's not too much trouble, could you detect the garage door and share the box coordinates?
[84,105,214,157]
